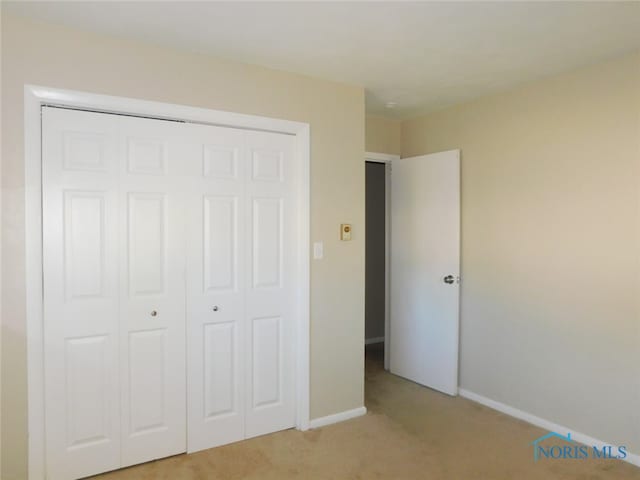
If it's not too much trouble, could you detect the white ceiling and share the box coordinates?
[5,1,640,118]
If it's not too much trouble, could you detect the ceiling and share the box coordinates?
[5,1,640,118]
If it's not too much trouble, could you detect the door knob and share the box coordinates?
[443,275,455,284]
[150,310,158,317]
[212,306,219,312]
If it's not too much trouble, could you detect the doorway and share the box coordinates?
[365,161,386,369]
[364,150,461,395]
[364,153,396,370]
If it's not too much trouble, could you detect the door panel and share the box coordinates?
[43,107,121,480]
[64,192,106,298]
[118,116,187,467]
[128,329,168,435]
[127,193,167,295]
[203,145,239,179]
[203,195,238,292]
[62,130,109,172]
[64,335,111,448]
[390,150,460,396]
[252,198,283,289]
[186,125,246,452]
[244,131,296,439]
[126,137,167,175]
[251,148,284,182]
[251,316,282,408]
[203,322,237,418]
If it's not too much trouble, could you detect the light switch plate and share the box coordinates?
[340,224,352,241]
[313,241,324,259]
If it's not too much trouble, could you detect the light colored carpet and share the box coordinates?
[94,414,441,480]
[93,344,640,479]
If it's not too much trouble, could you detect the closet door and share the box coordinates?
[43,106,300,477]
[43,107,121,480]
[244,130,297,438]
[44,108,189,478]
[186,126,298,450]
[186,124,247,452]
[118,116,188,466]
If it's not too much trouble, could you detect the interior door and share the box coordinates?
[389,150,460,395]
[117,115,187,467]
[243,130,297,438]
[43,107,121,480]
[185,125,297,449]
[186,124,247,452]
[43,108,189,478]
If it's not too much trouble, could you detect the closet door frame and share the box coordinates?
[24,85,311,480]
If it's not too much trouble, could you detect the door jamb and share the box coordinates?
[364,152,399,371]
[25,85,311,480]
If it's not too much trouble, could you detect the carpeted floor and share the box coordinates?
[92,343,640,479]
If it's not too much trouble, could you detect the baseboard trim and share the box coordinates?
[458,388,640,468]
[365,337,385,345]
[309,406,367,429]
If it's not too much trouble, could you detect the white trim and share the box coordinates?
[364,337,384,345]
[26,85,307,134]
[25,86,46,480]
[459,389,640,468]
[295,123,311,432]
[365,151,399,164]
[364,152,396,371]
[383,161,391,371]
[25,85,311,479]
[308,407,367,429]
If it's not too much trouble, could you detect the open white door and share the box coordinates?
[389,150,460,396]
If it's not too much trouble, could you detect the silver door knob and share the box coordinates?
[212,306,219,312]
[443,275,455,284]
[150,310,158,317]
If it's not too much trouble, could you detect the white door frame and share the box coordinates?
[25,85,311,480]
[364,152,399,371]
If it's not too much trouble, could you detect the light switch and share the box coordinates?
[340,224,352,241]
[313,241,324,260]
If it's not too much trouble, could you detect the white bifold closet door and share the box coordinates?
[43,108,123,480]
[117,115,189,468]
[42,106,297,480]
[185,124,297,451]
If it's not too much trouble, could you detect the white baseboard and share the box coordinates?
[458,388,640,468]
[365,337,384,345]
[309,406,367,429]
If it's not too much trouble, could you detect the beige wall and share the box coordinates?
[1,14,365,479]
[365,114,401,155]
[403,52,640,454]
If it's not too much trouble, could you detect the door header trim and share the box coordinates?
[365,151,400,164]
